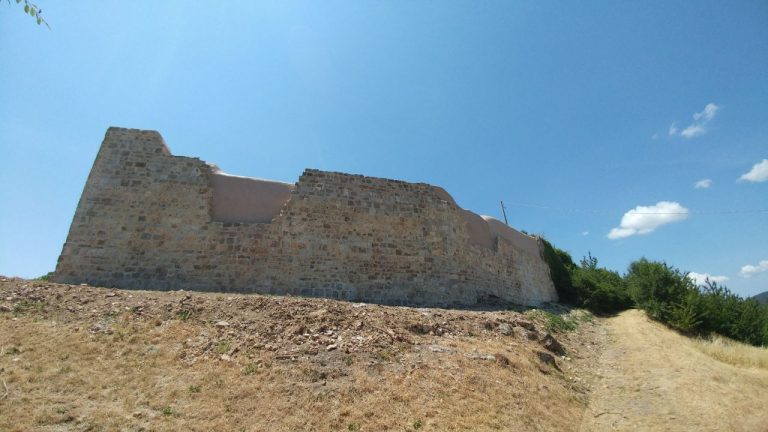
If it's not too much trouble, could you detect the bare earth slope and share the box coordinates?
[0,278,593,432]
[2,277,766,431]
[580,309,768,432]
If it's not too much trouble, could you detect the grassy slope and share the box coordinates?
[580,309,768,432]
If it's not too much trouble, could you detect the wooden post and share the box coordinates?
[500,201,509,225]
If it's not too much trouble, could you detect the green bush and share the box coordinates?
[626,258,694,322]
[624,258,768,347]
[541,239,768,347]
[540,240,632,314]
[667,291,703,334]
[570,254,632,314]
[540,238,578,304]
[36,271,55,281]
[694,280,768,346]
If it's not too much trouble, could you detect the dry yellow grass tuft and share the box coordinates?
[690,334,768,370]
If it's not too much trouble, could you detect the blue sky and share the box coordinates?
[1,1,766,297]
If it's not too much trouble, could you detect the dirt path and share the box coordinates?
[580,309,768,432]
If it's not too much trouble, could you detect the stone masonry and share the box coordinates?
[54,127,558,307]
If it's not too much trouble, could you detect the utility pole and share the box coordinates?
[500,201,509,226]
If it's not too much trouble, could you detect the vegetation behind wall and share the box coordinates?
[541,238,768,347]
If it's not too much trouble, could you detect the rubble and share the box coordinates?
[0,276,578,374]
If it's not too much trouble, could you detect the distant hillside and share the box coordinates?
[753,291,768,305]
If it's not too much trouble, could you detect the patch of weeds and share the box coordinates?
[214,341,231,354]
[160,406,176,417]
[55,407,69,415]
[111,328,127,342]
[300,367,326,382]
[242,363,256,376]
[467,331,477,337]
[528,310,577,333]
[4,346,20,355]
[413,419,423,430]
[545,313,577,332]
[176,310,192,321]
[376,349,399,363]
[13,299,47,314]
[347,423,360,431]
[188,385,201,394]
[58,365,73,374]
[343,355,353,366]
[101,310,119,323]
[576,310,594,323]
[312,393,329,403]
[36,272,54,281]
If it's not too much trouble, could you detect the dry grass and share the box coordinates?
[580,309,768,431]
[12,278,766,431]
[0,315,581,431]
[0,279,594,431]
[690,334,768,370]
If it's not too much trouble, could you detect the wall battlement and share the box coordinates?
[54,127,557,307]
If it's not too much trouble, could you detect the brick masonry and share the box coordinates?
[54,127,558,307]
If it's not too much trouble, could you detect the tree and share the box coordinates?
[626,258,694,321]
[570,253,632,314]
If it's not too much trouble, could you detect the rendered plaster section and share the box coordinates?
[210,170,294,224]
[54,127,558,307]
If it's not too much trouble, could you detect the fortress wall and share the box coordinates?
[262,170,471,305]
[55,127,557,307]
[55,128,218,290]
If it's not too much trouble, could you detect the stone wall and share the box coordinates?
[54,127,558,307]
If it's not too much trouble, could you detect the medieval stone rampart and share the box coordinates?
[54,127,558,307]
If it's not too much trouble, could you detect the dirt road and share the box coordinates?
[580,309,768,432]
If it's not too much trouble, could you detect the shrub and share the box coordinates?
[625,259,768,347]
[36,271,54,281]
[626,258,693,322]
[542,240,768,347]
[570,253,632,314]
[544,312,577,332]
[668,291,703,334]
[540,238,578,304]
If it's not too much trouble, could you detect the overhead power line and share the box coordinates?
[503,201,768,216]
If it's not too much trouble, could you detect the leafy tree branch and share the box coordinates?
[7,0,49,29]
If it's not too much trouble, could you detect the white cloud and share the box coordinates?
[668,123,679,136]
[670,103,720,139]
[739,159,768,183]
[607,201,689,240]
[652,133,659,140]
[693,103,719,122]
[581,231,589,236]
[694,179,712,189]
[688,272,729,286]
[741,260,768,278]
[680,124,706,138]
